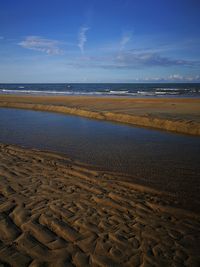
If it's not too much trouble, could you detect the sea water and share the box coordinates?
[0,83,200,97]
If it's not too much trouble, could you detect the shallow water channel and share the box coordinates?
[0,107,200,211]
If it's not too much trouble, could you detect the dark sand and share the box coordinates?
[0,95,200,135]
[0,144,200,266]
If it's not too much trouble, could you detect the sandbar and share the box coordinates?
[0,95,200,135]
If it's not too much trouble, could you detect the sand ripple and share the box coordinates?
[0,144,200,266]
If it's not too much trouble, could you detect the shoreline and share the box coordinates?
[0,143,200,266]
[0,95,200,135]
[1,142,199,217]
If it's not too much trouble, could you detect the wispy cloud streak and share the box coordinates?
[109,51,200,68]
[70,50,199,70]
[78,26,89,54]
[18,36,64,55]
[120,32,132,50]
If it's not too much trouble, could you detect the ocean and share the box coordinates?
[0,83,200,97]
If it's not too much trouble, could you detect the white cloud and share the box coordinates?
[120,32,132,50]
[168,74,200,82]
[140,74,200,82]
[18,36,64,55]
[168,74,183,80]
[78,27,89,54]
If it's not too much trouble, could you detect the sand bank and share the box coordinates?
[0,143,199,266]
[0,95,200,135]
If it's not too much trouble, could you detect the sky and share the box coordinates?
[0,0,200,83]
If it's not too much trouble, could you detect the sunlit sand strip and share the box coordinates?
[0,95,200,135]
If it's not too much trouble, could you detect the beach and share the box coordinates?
[0,95,200,266]
[0,143,200,266]
[1,0,200,265]
[0,95,200,135]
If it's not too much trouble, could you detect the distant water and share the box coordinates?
[0,83,200,97]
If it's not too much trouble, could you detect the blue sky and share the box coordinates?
[0,0,200,83]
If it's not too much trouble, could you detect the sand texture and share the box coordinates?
[0,143,199,266]
[0,95,200,135]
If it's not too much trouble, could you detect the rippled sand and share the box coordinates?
[0,95,200,135]
[0,144,199,266]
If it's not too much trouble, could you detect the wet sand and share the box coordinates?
[0,95,200,135]
[0,95,200,266]
[0,143,200,266]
